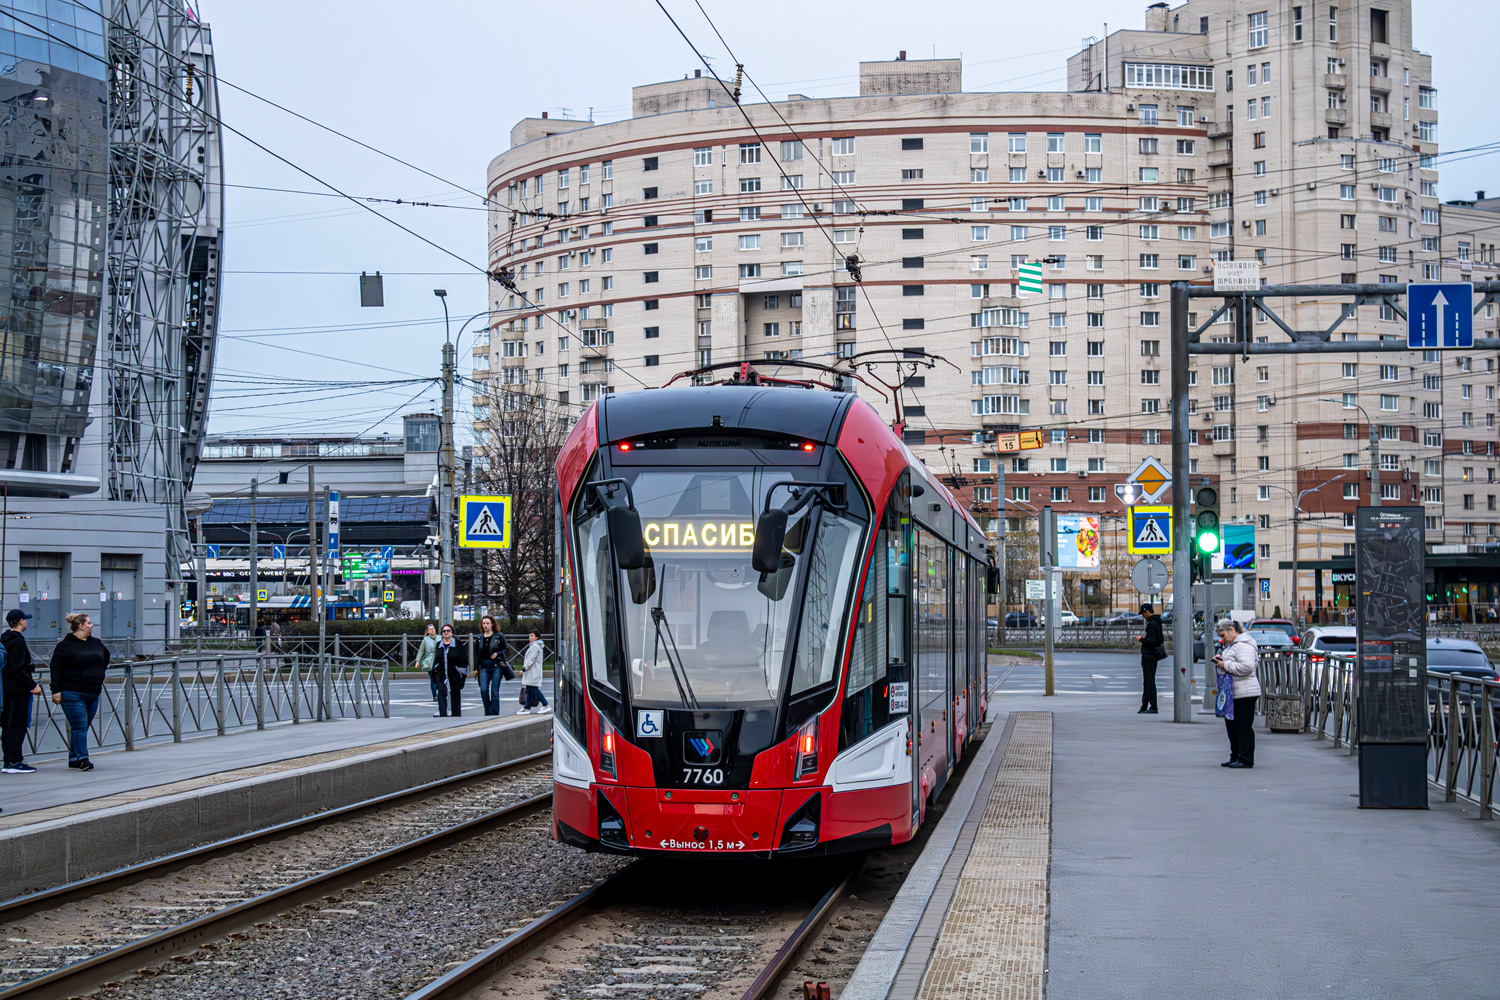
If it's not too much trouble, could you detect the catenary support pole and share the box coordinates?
[249,477,259,641]
[1170,282,1193,722]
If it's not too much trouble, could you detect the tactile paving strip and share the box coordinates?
[917,711,1051,1000]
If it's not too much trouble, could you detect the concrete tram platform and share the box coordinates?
[844,653,1500,1000]
[0,709,553,898]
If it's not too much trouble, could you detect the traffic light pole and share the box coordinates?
[1042,504,1055,697]
[1170,283,1193,722]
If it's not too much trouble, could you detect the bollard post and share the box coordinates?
[1445,677,1460,803]
[171,658,183,743]
[216,654,226,736]
[123,662,135,751]
[382,662,390,718]
[1481,682,1495,821]
[291,653,302,724]
[334,633,342,660]
[353,659,364,719]
[402,631,409,671]
[255,650,266,730]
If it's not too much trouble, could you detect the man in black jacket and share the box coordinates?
[1,610,38,773]
[1136,603,1165,714]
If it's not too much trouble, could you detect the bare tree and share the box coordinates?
[471,387,566,631]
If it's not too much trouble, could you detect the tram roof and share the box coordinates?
[598,385,853,446]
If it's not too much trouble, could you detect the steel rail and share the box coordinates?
[739,864,858,1000]
[0,791,553,1000]
[0,748,553,922]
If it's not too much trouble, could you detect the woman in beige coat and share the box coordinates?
[1213,620,1261,769]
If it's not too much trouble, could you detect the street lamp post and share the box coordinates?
[1264,474,1345,626]
[1321,398,1381,508]
[435,290,454,627]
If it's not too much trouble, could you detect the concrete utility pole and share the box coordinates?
[249,478,259,640]
[436,289,455,626]
[307,464,317,605]
[995,459,1006,642]
[1042,504,1055,697]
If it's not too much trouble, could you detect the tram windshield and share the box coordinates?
[576,466,867,709]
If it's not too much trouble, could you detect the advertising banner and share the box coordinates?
[1213,524,1256,572]
[1055,514,1101,570]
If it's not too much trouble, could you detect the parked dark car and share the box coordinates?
[1005,611,1037,628]
[1250,618,1299,645]
[1425,638,1498,680]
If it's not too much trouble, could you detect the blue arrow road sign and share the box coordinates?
[381,545,393,560]
[272,544,285,560]
[1408,282,1472,349]
[204,544,218,559]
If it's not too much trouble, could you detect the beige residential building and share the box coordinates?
[482,0,1499,619]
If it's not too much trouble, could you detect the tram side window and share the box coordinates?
[556,546,586,742]
[841,541,887,749]
[952,552,968,692]
[578,506,625,695]
[886,501,909,664]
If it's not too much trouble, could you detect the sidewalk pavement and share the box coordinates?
[995,653,1500,1000]
[0,676,555,825]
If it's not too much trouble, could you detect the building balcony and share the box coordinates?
[1206,124,1232,139]
[1370,111,1393,131]
[1324,72,1347,89]
[1208,148,1233,168]
[1211,437,1236,458]
[1325,108,1348,126]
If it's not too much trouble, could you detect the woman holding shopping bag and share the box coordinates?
[1213,620,1261,769]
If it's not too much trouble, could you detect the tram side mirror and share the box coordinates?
[608,504,647,571]
[628,556,657,605]
[987,566,1000,596]
[757,554,796,602]
[751,509,789,575]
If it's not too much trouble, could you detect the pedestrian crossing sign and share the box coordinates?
[1128,505,1173,555]
[459,495,512,549]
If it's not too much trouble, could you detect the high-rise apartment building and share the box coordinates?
[483,1,1498,618]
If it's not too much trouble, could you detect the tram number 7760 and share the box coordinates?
[682,767,724,785]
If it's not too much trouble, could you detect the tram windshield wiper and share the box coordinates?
[650,598,700,711]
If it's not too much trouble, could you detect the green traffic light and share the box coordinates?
[1196,531,1221,554]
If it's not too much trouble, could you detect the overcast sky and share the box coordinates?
[205,0,1494,441]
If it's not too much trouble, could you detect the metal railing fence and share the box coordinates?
[165,632,555,670]
[1253,648,1498,816]
[12,652,388,760]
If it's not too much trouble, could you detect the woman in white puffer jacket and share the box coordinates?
[1213,620,1261,769]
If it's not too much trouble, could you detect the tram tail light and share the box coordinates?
[599,717,618,778]
[795,717,820,779]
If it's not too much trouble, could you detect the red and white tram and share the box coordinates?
[550,378,993,856]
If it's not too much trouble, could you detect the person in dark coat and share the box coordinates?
[1136,603,1165,714]
[1,610,37,773]
[431,624,466,718]
[475,615,509,716]
[50,613,111,770]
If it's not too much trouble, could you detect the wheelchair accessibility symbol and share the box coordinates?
[636,709,664,739]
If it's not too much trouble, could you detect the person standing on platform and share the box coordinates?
[419,623,439,712]
[431,624,466,717]
[2,610,38,774]
[50,613,110,771]
[266,619,281,654]
[520,630,549,714]
[1214,620,1261,769]
[1136,603,1164,714]
[475,616,508,716]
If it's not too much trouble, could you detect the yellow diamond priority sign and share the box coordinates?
[1128,456,1172,504]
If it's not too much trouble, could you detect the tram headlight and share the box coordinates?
[795,716,820,780]
[599,716,618,779]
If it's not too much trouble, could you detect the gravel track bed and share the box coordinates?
[0,764,559,989]
[64,813,628,1000]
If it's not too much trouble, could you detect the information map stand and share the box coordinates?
[1354,506,1429,809]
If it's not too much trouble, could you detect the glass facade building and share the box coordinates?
[0,2,108,469]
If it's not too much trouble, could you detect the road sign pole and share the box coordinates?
[1170,281,1193,722]
[1042,504,1055,697]
[440,340,455,625]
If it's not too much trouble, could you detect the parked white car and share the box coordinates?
[1039,610,1080,627]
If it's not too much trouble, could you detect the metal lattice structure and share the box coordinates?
[106,0,222,582]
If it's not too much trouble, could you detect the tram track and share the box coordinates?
[0,751,560,999]
[403,858,859,1000]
